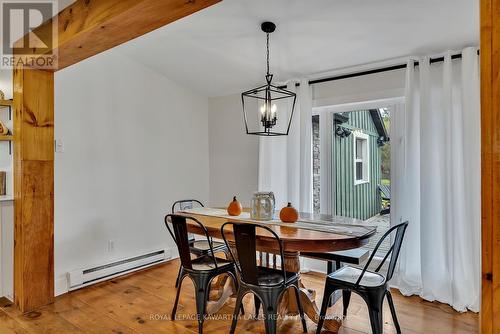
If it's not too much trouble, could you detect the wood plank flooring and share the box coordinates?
[0,259,478,333]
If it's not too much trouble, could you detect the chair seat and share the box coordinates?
[190,239,228,256]
[328,266,386,287]
[190,255,233,271]
[254,266,299,286]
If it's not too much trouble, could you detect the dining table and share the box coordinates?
[176,207,376,332]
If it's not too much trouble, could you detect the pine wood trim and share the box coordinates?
[13,67,55,312]
[481,0,499,332]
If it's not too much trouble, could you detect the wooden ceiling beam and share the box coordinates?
[19,0,221,71]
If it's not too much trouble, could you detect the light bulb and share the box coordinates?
[271,104,277,113]
[260,104,266,115]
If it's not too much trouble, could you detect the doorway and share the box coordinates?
[313,106,393,256]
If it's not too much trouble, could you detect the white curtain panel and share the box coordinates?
[392,47,481,312]
[258,79,313,212]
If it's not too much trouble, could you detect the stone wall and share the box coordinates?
[312,116,320,213]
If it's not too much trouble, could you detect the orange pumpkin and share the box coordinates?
[280,202,298,223]
[227,196,242,216]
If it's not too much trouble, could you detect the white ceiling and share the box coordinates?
[56,0,76,11]
[114,0,478,97]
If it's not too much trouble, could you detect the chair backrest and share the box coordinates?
[171,199,204,213]
[220,222,286,286]
[355,221,408,285]
[164,214,217,270]
[171,200,204,241]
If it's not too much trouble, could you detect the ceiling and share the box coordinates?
[56,0,76,11]
[114,0,478,97]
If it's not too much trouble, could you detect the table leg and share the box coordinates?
[281,251,342,333]
[209,274,231,300]
[206,242,237,314]
[206,275,235,314]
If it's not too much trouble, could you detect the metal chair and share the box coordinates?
[171,200,230,287]
[316,221,409,334]
[302,248,370,307]
[165,214,241,334]
[221,221,307,334]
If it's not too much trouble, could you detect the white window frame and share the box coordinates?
[313,96,404,215]
[309,97,403,267]
[353,131,370,185]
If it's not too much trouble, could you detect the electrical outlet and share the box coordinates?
[55,139,64,153]
[107,240,114,252]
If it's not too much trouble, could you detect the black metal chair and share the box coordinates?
[221,221,307,334]
[302,248,370,307]
[165,214,241,334]
[316,221,409,334]
[171,200,229,287]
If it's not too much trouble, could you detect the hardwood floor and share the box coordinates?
[0,259,478,333]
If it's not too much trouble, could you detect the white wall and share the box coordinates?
[208,94,259,207]
[54,50,210,295]
[313,69,406,108]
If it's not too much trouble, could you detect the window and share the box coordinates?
[353,131,369,185]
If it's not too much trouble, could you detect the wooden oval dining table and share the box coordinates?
[176,207,376,333]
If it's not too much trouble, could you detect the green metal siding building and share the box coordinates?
[333,110,388,220]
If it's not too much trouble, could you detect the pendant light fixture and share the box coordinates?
[241,22,296,136]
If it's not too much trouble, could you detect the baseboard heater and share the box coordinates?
[67,249,171,291]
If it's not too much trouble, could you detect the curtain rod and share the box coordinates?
[281,50,479,88]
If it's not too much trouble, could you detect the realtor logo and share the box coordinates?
[0,0,58,69]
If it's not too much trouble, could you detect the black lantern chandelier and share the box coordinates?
[241,22,296,136]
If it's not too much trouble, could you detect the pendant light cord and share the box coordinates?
[266,32,270,76]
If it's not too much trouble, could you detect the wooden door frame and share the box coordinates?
[12,0,220,312]
[480,0,499,332]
